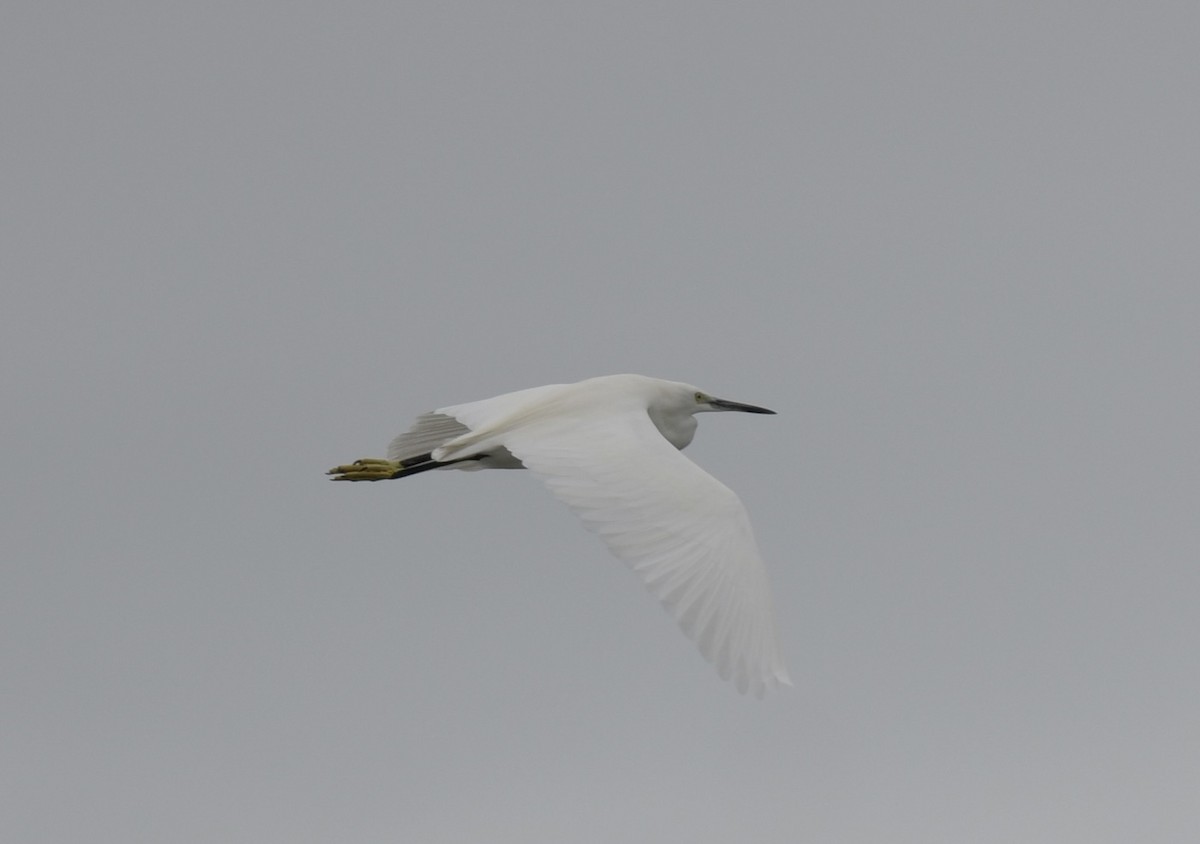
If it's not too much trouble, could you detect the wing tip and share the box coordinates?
[729,659,793,698]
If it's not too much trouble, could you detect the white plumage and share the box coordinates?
[330,374,791,696]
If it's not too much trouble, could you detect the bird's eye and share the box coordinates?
[694,392,706,403]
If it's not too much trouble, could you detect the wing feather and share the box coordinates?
[488,409,791,696]
[387,412,470,462]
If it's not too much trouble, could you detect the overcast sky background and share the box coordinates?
[3,3,1198,842]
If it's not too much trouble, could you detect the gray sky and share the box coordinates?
[3,3,1198,842]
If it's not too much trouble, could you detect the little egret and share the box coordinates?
[328,373,791,696]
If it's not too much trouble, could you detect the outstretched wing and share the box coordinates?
[489,408,791,696]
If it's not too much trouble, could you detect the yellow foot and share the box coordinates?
[326,457,400,481]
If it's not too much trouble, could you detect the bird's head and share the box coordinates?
[643,379,775,450]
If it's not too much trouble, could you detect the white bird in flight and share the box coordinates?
[328,374,791,696]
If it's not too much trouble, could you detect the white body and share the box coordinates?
[383,374,791,696]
